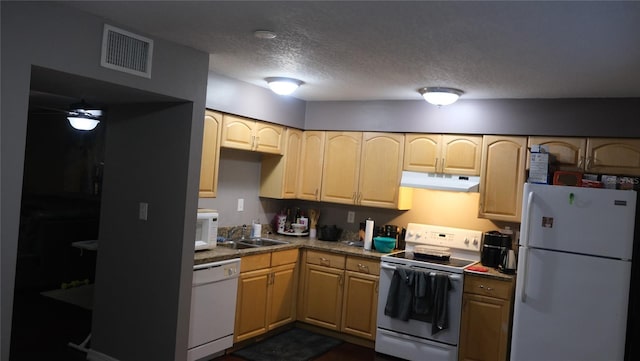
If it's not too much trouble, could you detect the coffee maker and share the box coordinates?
[481,231,512,268]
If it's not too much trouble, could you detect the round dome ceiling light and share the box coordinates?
[419,87,464,106]
[254,30,277,39]
[266,77,304,95]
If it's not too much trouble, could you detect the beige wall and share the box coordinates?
[390,189,499,232]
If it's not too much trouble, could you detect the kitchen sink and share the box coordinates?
[217,241,258,250]
[218,237,289,249]
[237,238,289,247]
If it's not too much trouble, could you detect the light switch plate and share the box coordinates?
[347,211,355,223]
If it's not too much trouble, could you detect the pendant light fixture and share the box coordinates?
[419,87,464,106]
[265,77,303,95]
[67,100,102,131]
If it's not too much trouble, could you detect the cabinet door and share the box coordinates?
[221,115,254,151]
[527,137,586,171]
[234,268,270,342]
[255,122,284,154]
[341,271,378,340]
[442,135,483,175]
[586,138,640,176]
[359,132,405,208]
[268,263,297,330]
[297,131,325,201]
[259,128,302,199]
[459,293,511,361]
[321,132,362,205]
[479,136,527,222]
[403,133,440,172]
[199,110,222,198]
[301,263,344,331]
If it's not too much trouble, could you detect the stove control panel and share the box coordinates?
[405,223,482,252]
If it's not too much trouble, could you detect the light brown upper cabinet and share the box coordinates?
[321,132,411,209]
[321,132,362,205]
[404,134,483,175]
[528,137,640,176]
[479,136,527,222]
[220,114,284,154]
[297,131,326,201]
[527,136,586,172]
[587,138,640,175]
[198,110,222,198]
[260,128,303,199]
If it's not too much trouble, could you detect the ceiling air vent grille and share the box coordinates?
[101,24,153,78]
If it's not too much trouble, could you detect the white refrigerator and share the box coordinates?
[511,183,637,361]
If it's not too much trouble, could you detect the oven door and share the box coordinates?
[376,260,463,346]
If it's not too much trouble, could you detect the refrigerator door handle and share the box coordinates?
[519,190,535,303]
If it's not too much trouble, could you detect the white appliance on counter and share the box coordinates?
[195,209,218,251]
[188,258,240,361]
[376,224,482,361]
[511,183,637,361]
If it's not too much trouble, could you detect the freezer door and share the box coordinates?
[511,247,631,361]
[521,183,636,259]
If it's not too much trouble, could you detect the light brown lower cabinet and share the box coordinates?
[459,274,515,361]
[298,250,379,340]
[234,249,298,342]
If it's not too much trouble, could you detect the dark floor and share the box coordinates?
[9,289,91,361]
[214,340,404,361]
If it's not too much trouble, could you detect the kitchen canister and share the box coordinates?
[364,218,374,250]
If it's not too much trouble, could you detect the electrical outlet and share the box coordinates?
[237,198,244,212]
[139,202,148,221]
[347,211,355,223]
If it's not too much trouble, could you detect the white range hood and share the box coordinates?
[400,171,480,192]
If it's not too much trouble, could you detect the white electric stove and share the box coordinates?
[376,223,483,361]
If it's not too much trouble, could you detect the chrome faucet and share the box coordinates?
[227,224,248,240]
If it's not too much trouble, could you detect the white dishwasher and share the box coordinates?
[188,258,240,361]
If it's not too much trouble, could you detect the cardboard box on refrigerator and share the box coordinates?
[529,151,549,184]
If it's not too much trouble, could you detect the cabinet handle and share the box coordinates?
[357,192,362,204]
[586,156,593,170]
[255,136,260,149]
[435,158,438,171]
[357,263,369,272]
[352,192,357,203]
[320,257,330,266]
[314,189,319,200]
[441,158,445,172]
[479,284,493,291]
[578,156,584,169]
[339,274,344,286]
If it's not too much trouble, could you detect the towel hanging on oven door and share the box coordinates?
[384,267,452,334]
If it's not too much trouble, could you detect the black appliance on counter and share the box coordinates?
[481,231,512,268]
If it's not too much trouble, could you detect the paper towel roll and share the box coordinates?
[364,219,374,250]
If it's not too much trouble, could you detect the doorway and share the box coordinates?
[10,89,105,360]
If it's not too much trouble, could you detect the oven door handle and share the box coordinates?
[380,262,462,281]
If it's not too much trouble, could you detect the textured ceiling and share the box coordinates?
[59,1,640,101]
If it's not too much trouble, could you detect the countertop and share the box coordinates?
[464,263,516,282]
[194,234,516,284]
[193,234,387,265]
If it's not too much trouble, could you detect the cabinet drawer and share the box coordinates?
[271,249,298,267]
[345,256,380,275]
[464,275,513,300]
[241,253,271,273]
[306,250,346,269]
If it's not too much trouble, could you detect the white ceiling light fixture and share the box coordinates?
[253,30,277,39]
[266,77,304,96]
[419,87,464,106]
[67,101,102,131]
